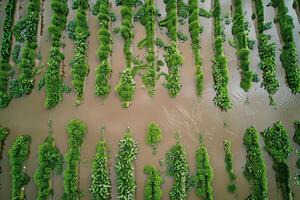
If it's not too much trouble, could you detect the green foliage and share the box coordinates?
[166,142,190,200]
[0,126,9,180]
[9,135,32,200]
[199,8,212,18]
[146,122,162,154]
[232,0,253,92]
[163,42,183,97]
[12,44,21,64]
[177,0,189,19]
[155,38,166,48]
[90,135,111,200]
[62,119,87,200]
[115,130,139,200]
[211,0,232,111]
[66,19,76,40]
[159,0,178,41]
[272,0,300,94]
[34,136,63,200]
[195,142,213,200]
[44,0,69,109]
[293,120,300,145]
[144,165,163,200]
[243,127,269,200]
[70,1,90,105]
[95,0,113,98]
[223,140,237,193]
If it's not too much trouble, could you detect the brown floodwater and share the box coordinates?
[0,0,300,199]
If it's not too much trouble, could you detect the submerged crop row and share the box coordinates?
[223,140,237,193]
[252,0,279,102]
[271,0,300,94]
[211,0,232,111]
[232,0,253,92]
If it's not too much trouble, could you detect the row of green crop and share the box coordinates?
[138,0,160,96]
[0,126,9,185]
[146,122,162,155]
[188,0,204,97]
[95,0,113,98]
[232,0,253,92]
[261,121,293,200]
[252,0,279,100]
[9,0,41,98]
[0,0,17,109]
[144,165,163,200]
[115,0,136,107]
[243,127,269,199]
[223,140,237,193]
[62,119,87,199]
[294,120,300,185]
[9,135,32,200]
[115,129,139,200]
[34,136,63,200]
[159,0,178,42]
[211,0,232,111]
[44,0,69,109]
[70,0,90,105]
[271,0,300,94]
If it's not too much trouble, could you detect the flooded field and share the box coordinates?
[0,0,300,199]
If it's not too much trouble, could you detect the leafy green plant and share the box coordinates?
[9,135,32,200]
[90,131,111,200]
[223,140,237,193]
[34,136,63,200]
[115,129,139,200]
[243,127,269,200]
[62,119,87,200]
[146,122,162,154]
[144,165,163,200]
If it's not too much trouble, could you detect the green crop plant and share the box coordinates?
[69,0,90,105]
[0,126,9,183]
[43,0,69,108]
[0,0,17,109]
[144,165,163,200]
[252,0,279,102]
[95,0,113,98]
[166,141,189,200]
[271,0,300,94]
[9,0,41,98]
[188,0,204,96]
[195,141,213,200]
[115,129,139,200]
[62,119,87,200]
[261,121,293,200]
[90,131,111,200]
[243,127,269,200]
[212,0,232,111]
[294,120,300,185]
[146,122,162,155]
[34,136,63,200]
[223,140,237,193]
[115,0,136,107]
[232,0,253,92]
[9,135,32,200]
[159,0,178,42]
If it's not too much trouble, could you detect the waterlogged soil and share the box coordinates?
[1,0,300,199]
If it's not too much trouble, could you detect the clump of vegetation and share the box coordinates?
[252,0,279,102]
[34,136,63,200]
[243,127,269,200]
[9,0,41,98]
[62,119,87,200]
[166,140,190,200]
[90,130,111,200]
[9,135,32,200]
[115,0,136,107]
[271,0,300,94]
[223,140,237,193]
[211,0,232,111]
[95,0,113,99]
[195,139,213,200]
[163,42,184,97]
[144,165,163,200]
[232,0,253,92]
[69,0,90,105]
[115,129,139,200]
[294,120,300,185]
[12,44,21,64]
[261,121,293,200]
[0,0,18,109]
[199,8,212,18]
[146,122,162,155]
[0,126,9,182]
[44,0,69,109]
[177,0,189,20]
[188,0,204,96]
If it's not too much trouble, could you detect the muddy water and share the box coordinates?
[0,0,300,199]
